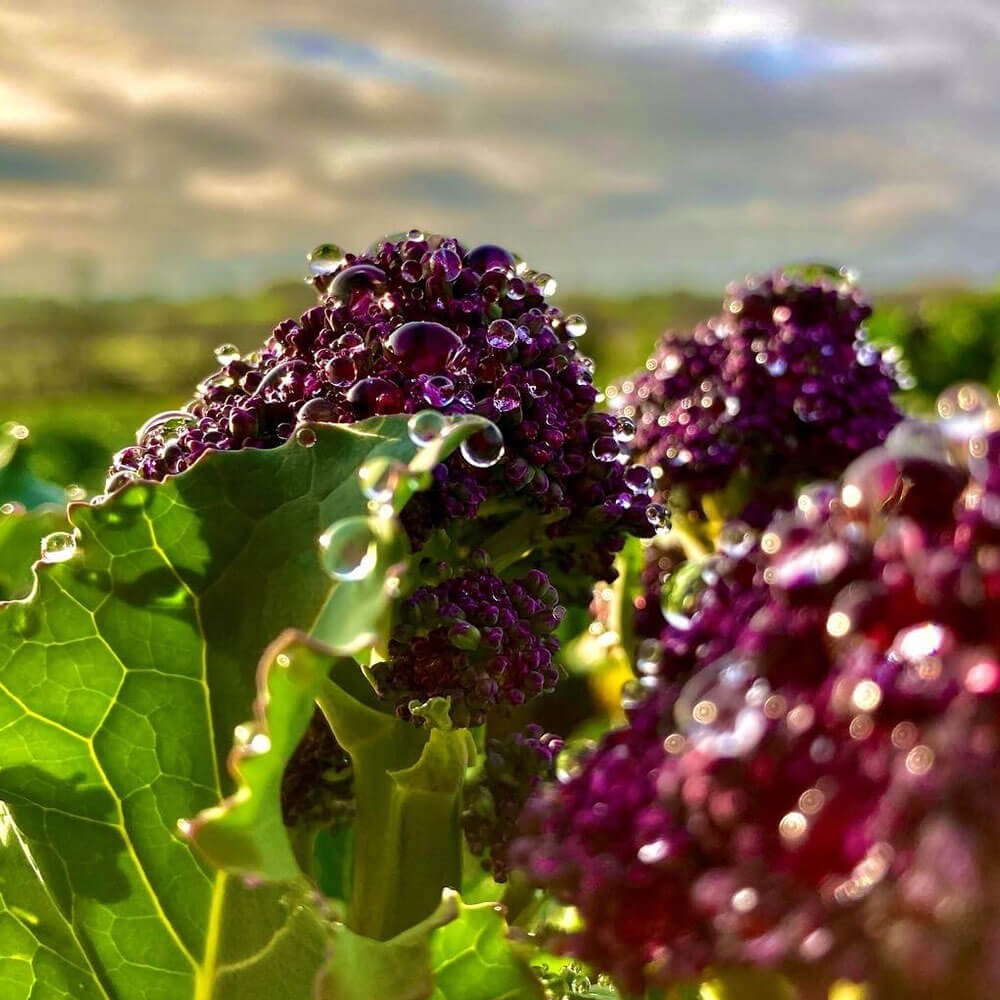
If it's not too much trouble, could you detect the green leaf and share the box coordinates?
[0,803,106,1000]
[314,891,542,1000]
[0,415,472,999]
[181,632,345,883]
[315,890,459,1000]
[428,896,543,1000]
[0,505,67,601]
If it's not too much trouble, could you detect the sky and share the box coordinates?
[0,0,998,299]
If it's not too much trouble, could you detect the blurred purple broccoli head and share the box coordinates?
[512,384,1000,1000]
[618,267,904,527]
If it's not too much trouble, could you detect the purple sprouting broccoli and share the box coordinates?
[108,233,654,593]
[371,557,564,727]
[511,386,1000,1000]
[617,268,904,529]
[462,724,563,881]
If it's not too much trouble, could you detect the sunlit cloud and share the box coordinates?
[0,0,995,298]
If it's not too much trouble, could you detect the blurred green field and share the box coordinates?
[3,278,999,492]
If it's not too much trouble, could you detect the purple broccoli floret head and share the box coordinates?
[371,559,564,727]
[108,232,654,588]
[618,268,904,526]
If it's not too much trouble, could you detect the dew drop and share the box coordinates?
[525,369,552,398]
[564,314,587,338]
[592,436,620,463]
[645,503,669,530]
[307,243,347,275]
[423,374,455,407]
[358,456,406,503]
[136,410,195,443]
[386,321,462,376]
[718,521,756,559]
[460,422,505,468]
[506,278,526,301]
[493,385,521,413]
[674,653,766,758]
[295,426,317,448]
[319,518,378,581]
[622,466,651,496]
[636,638,662,675]
[327,264,387,303]
[297,398,338,423]
[408,410,447,446]
[40,532,76,564]
[1,502,23,516]
[487,319,518,351]
[214,343,240,366]
[466,244,515,275]
[614,417,636,443]
[534,273,557,296]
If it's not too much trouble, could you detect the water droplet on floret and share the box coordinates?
[460,421,505,468]
[214,343,240,365]
[307,243,347,275]
[386,321,463,376]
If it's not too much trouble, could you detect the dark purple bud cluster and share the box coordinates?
[617,269,903,526]
[108,233,653,581]
[371,561,564,727]
[462,724,563,881]
[280,707,354,829]
[511,386,1000,999]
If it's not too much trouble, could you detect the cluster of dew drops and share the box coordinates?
[314,409,505,586]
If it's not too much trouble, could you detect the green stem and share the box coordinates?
[316,674,472,941]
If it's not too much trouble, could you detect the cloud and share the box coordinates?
[0,0,996,298]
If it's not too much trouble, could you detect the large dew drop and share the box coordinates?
[486,319,518,351]
[386,321,462,376]
[40,531,77,564]
[319,518,378,582]
[408,410,446,446]
[327,264,387,303]
[307,243,347,275]
[564,314,587,338]
[297,398,338,423]
[674,653,767,759]
[466,244,516,275]
[136,410,194,443]
[460,422,505,468]
[214,343,240,365]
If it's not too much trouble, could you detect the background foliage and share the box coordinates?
[4,280,997,490]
